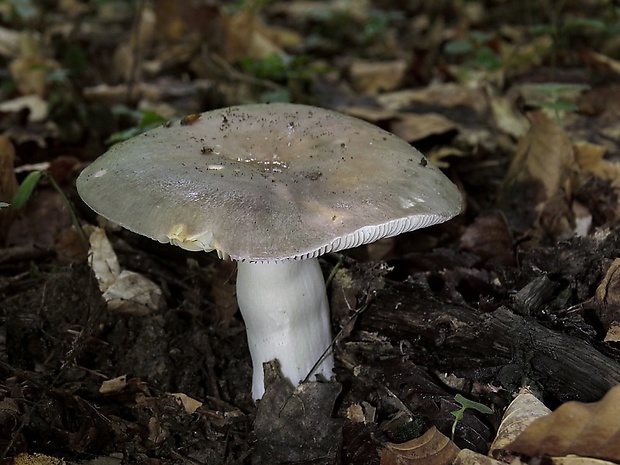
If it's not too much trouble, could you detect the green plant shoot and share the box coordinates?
[451,394,493,442]
[11,170,43,210]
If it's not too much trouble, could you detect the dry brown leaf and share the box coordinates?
[453,448,506,465]
[604,324,620,343]
[6,189,71,247]
[0,25,20,57]
[103,270,164,316]
[99,375,128,394]
[595,258,620,338]
[486,86,529,138]
[347,401,377,424]
[377,83,488,117]
[0,94,48,122]
[88,226,121,292]
[380,426,460,465]
[574,141,620,188]
[0,135,18,245]
[460,211,515,267]
[87,226,163,315]
[389,113,457,143]
[266,0,370,22]
[339,106,398,123]
[221,8,300,63]
[496,111,575,233]
[153,0,220,43]
[348,59,408,95]
[427,146,467,169]
[8,33,57,97]
[500,111,574,203]
[550,456,617,464]
[169,393,203,414]
[490,387,551,460]
[505,384,620,461]
[581,49,620,77]
[57,0,88,17]
[14,453,66,465]
[500,35,553,72]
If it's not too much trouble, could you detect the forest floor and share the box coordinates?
[2,1,620,464]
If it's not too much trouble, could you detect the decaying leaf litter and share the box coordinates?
[2,0,620,463]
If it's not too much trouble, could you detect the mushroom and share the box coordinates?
[76,103,461,399]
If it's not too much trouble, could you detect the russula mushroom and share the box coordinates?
[76,103,461,399]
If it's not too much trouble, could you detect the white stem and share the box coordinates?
[236,259,334,400]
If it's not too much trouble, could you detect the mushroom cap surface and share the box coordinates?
[77,103,461,261]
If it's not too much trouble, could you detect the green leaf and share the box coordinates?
[529,99,579,112]
[475,47,502,71]
[525,82,590,95]
[105,109,167,145]
[564,18,607,31]
[444,39,474,55]
[451,408,464,421]
[11,170,43,210]
[139,110,167,128]
[259,88,292,103]
[454,394,493,414]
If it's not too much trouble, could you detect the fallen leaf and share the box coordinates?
[426,146,467,168]
[88,226,121,292]
[460,211,515,267]
[389,112,457,143]
[486,85,529,138]
[380,426,460,465]
[580,49,620,77]
[99,375,128,394]
[0,94,48,122]
[453,448,507,465]
[14,453,66,465]
[169,393,203,414]
[496,111,575,233]
[339,106,397,123]
[6,189,72,247]
[574,141,620,189]
[266,0,370,23]
[500,35,553,73]
[253,360,343,464]
[347,401,377,424]
[595,258,620,337]
[103,270,164,316]
[0,25,20,57]
[8,33,56,97]
[549,456,618,464]
[221,8,299,63]
[86,226,163,315]
[604,323,620,343]
[504,384,620,461]
[348,59,408,95]
[377,83,488,117]
[489,387,551,460]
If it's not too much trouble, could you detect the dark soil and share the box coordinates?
[2,1,620,464]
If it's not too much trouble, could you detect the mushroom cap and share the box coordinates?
[77,103,461,261]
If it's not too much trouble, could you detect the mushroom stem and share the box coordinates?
[236,259,334,400]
